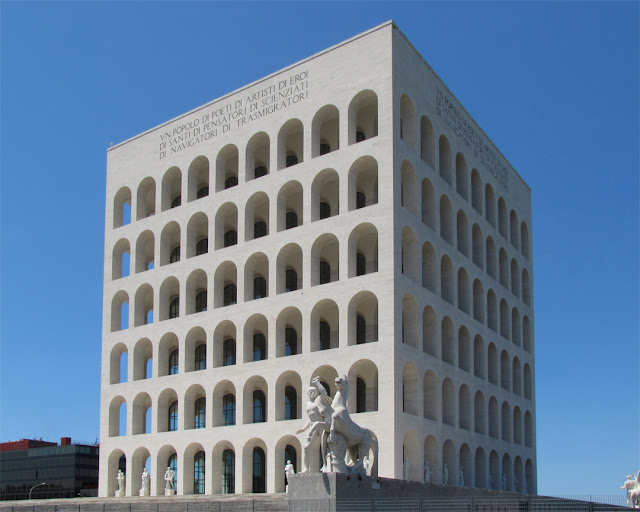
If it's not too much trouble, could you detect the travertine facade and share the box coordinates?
[99,21,536,497]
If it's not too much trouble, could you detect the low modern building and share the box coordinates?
[0,438,99,500]
[100,21,536,497]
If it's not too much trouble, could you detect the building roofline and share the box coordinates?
[107,20,394,153]
[391,23,531,192]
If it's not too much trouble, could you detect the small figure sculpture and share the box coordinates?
[458,466,464,486]
[424,461,431,483]
[116,469,125,497]
[140,469,150,496]
[502,473,507,491]
[403,458,410,481]
[164,466,175,495]
[297,377,333,473]
[622,475,637,507]
[443,463,448,485]
[363,456,370,476]
[284,460,295,492]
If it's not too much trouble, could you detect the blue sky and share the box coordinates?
[1,0,638,498]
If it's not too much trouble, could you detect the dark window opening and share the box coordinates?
[223,339,236,366]
[285,212,298,230]
[319,202,331,220]
[356,252,366,276]
[195,344,206,371]
[319,261,331,285]
[254,166,267,179]
[254,277,267,299]
[169,349,179,375]
[320,143,331,155]
[285,327,298,356]
[356,378,366,413]
[252,447,266,493]
[223,395,235,426]
[285,269,298,292]
[253,390,266,423]
[356,192,366,209]
[171,196,181,208]
[319,321,330,350]
[169,298,179,319]
[170,246,180,264]
[223,284,237,306]
[222,449,235,493]
[194,398,206,429]
[254,221,267,238]
[285,386,297,420]
[168,401,178,431]
[225,176,238,189]
[356,315,366,344]
[195,291,207,313]
[224,230,237,247]
[197,186,209,199]
[253,333,266,361]
[196,238,208,256]
[286,154,298,167]
[356,131,365,143]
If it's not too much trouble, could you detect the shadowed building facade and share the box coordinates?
[100,21,536,497]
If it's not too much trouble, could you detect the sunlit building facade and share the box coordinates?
[99,21,536,497]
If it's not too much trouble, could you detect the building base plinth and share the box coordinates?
[115,490,125,498]
[139,489,149,497]
[164,489,175,496]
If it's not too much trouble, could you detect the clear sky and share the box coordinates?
[1,0,638,499]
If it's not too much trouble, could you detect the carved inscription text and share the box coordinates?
[436,88,509,190]
[159,70,309,159]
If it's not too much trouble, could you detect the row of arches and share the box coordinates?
[109,295,379,385]
[114,158,379,281]
[110,224,378,331]
[113,90,379,228]
[398,96,529,260]
[402,366,533,446]
[402,432,535,493]
[401,201,531,305]
[112,219,377,295]
[108,360,379,437]
[106,434,312,496]
[404,290,533,355]
[403,308,533,394]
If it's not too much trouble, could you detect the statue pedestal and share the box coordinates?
[165,489,175,496]
[139,489,150,497]
[115,490,125,498]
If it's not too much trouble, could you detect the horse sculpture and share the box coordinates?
[329,375,378,478]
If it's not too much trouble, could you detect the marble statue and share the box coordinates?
[140,469,150,496]
[403,458,410,481]
[296,377,333,473]
[284,460,295,492]
[423,461,431,483]
[297,375,378,478]
[116,469,125,497]
[502,473,507,491]
[327,376,378,478]
[164,467,175,495]
[458,466,464,486]
[443,463,448,485]
[622,471,640,508]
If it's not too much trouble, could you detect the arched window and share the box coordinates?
[197,186,209,199]
[320,202,331,219]
[285,327,298,356]
[195,344,206,371]
[319,321,330,350]
[252,447,266,493]
[171,195,181,208]
[285,211,298,229]
[319,261,331,285]
[254,277,267,299]
[254,221,267,239]
[195,291,207,313]
[223,284,237,306]
[169,349,179,375]
[222,449,235,494]
[254,166,267,179]
[285,269,298,292]
[168,401,178,431]
[224,230,237,247]
[286,154,298,167]
[170,246,180,264]
[194,397,206,429]
[320,143,331,155]
[253,333,266,361]
[356,378,366,413]
[168,453,178,489]
[356,192,366,209]
[194,451,205,494]
[253,390,266,423]
[285,386,297,420]
[223,394,235,426]
[169,297,179,319]
[223,339,236,366]
[196,238,208,256]
[356,314,366,344]
[356,253,366,276]
[225,176,238,189]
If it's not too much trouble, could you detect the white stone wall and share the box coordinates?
[99,21,536,498]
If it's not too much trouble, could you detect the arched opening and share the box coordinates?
[421,178,436,229]
[161,166,182,211]
[244,252,269,301]
[133,338,152,381]
[185,269,208,315]
[113,187,131,228]
[523,315,532,353]
[402,363,418,415]
[424,436,439,484]
[423,306,437,357]
[157,389,178,433]
[136,179,155,220]
[510,210,520,249]
[276,243,302,293]
[440,256,454,304]
[401,226,418,281]
[186,213,209,259]
[474,391,486,435]
[439,195,454,244]
[348,223,378,277]
[475,447,487,489]
[243,314,268,363]
[214,261,237,308]
[310,299,339,352]
[441,316,455,366]
[423,370,438,421]
[522,269,531,306]
[216,144,239,191]
[488,343,499,385]
[312,105,339,157]
[277,119,304,170]
[243,376,268,424]
[438,136,452,185]
[473,335,485,379]
[442,378,455,426]
[213,380,236,427]
[244,191,269,242]
[459,444,473,486]
[134,284,154,327]
[245,132,270,181]
[514,407,523,445]
[311,168,339,221]
[487,289,497,332]
[212,320,236,368]
[400,160,419,215]
[215,202,238,250]
[187,156,209,202]
[473,279,485,323]
[501,402,512,442]
[112,238,130,280]
[276,307,302,358]
[109,396,127,437]
[524,363,533,400]
[348,291,378,345]
[488,397,499,439]
[498,198,508,239]
[455,153,468,199]
[459,385,471,430]
[311,233,339,286]
[499,248,509,289]
[110,343,128,385]
[521,222,530,259]
[158,332,179,377]
[420,116,435,167]
[160,221,180,266]
[500,299,510,339]
[422,242,437,293]
[458,326,471,372]
[183,384,206,430]
[348,155,378,211]
[135,230,155,273]
[485,184,496,227]
[500,350,511,390]
[442,440,456,485]
[472,224,483,269]
[184,326,207,373]
[111,290,129,332]
[275,371,302,421]
[486,236,497,279]
[348,89,378,144]
[471,169,482,214]
[348,359,379,413]
[457,210,469,256]
[457,268,470,314]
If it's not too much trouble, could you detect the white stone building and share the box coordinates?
[99,21,536,498]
